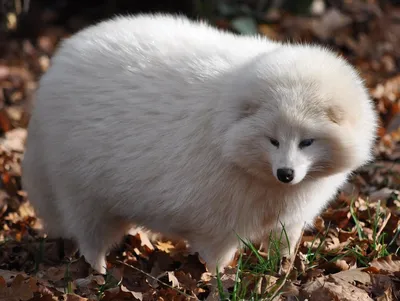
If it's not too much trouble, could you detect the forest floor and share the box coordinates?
[0,1,400,300]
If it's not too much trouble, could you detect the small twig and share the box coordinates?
[270,223,306,300]
[376,211,391,240]
[114,260,198,300]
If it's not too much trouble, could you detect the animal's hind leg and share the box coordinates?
[73,216,131,274]
[22,174,78,262]
[24,185,65,239]
[22,158,65,239]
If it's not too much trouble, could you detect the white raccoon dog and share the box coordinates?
[22,13,378,275]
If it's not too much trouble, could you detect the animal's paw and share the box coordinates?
[83,251,107,275]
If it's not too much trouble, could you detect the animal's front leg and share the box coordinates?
[262,222,305,257]
[189,235,239,274]
[280,223,306,257]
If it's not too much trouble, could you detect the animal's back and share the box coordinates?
[30,14,276,141]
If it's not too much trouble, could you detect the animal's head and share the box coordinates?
[217,44,378,185]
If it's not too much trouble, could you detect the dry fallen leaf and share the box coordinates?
[331,268,372,285]
[0,274,38,301]
[370,255,400,273]
[167,271,180,288]
[300,275,373,301]
[155,240,175,253]
[1,128,27,152]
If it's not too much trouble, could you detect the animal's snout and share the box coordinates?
[277,168,294,183]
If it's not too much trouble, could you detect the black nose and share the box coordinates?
[277,168,294,183]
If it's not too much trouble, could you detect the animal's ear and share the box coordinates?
[326,105,345,125]
[238,99,261,119]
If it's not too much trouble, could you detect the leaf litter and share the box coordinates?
[1,0,400,300]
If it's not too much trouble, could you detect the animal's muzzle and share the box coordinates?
[277,168,294,183]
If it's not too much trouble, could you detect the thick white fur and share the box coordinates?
[22,14,378,274]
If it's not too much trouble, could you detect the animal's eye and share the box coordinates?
[299,139,314,149]
[269,138,279,148]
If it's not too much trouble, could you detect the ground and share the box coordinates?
[0,1,400,300]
